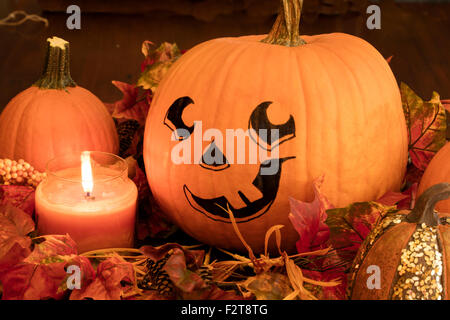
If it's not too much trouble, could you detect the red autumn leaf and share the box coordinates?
[325,201,395,271]
[127,158,150,202]
[132,160,176,240]
[397,183,418,210]
[1,263,66,300]
[106,81,151,126]
[0,185,35,217]
[0,204,34,271]
[404,162,426,187]
[288,176,333,254]
[1,235,94,300]
[70,255,135,300]
[1,255,93,300]
[126,157,175,240]
[376,190,410,207]
[376,183,418,210]
[401,82,447,171]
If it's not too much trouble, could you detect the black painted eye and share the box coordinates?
[248,101,295,151]
[200,140,230,171]
[164,96,195,140]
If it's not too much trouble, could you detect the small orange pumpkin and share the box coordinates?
[0,37,119,171]
[349,183,450,300]
[418,142,450,213]
[143,0,408,252]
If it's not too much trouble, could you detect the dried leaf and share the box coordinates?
[243,272,293,300]
[106,81,151,126]
[162,247,242,300]
[0,204,34,270]
[26,235,77,263]
[302,269,347,300]
[325,201,396,271]
[0,185,35,217]
[138,42,181,92]
[401,82,447,170]
[164,248,208,294]
[70,255,135,300]
[288,176,333,254]
[140,244,204,269]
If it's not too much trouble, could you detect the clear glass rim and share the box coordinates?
[45,151,128,184]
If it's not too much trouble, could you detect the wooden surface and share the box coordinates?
[0,2,449,112]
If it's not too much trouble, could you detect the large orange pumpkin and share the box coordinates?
[0,37,119,172]
[418,142,450,213]
[143,0,408,252]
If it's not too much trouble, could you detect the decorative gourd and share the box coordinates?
[0,37,119,172]
[348,183,450,300]
[418,142,450,213]
[143,0,408,252]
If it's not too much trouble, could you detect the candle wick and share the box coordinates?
[85,192,95,200]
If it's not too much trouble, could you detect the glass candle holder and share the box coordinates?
[35,151,138,253]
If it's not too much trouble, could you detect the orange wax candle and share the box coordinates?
[35,151,138,253]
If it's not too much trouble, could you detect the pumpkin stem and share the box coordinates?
[406,183,450,226]
[261,0,306,47]
[34,36,77,90]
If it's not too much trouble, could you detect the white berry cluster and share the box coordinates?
[0,158,46,187]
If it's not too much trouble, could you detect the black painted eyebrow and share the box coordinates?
[248,101,296,151]
[164,96,195,140]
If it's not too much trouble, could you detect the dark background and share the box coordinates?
[0,0,449,112]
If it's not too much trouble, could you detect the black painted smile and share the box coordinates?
[183,157,295,223]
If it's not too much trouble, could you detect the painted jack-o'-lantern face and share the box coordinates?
[143,32,408,253]
[164,96,296,223]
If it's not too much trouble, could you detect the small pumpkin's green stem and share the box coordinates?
[406,183,450,226]
[261,0,306,47]
[34,36,77,90]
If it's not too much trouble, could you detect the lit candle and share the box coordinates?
[35,151,138,253]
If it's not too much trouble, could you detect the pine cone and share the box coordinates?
[139,254,175,296]
[116,120,140,156]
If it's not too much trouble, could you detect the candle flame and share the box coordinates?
[81,151,93,195]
